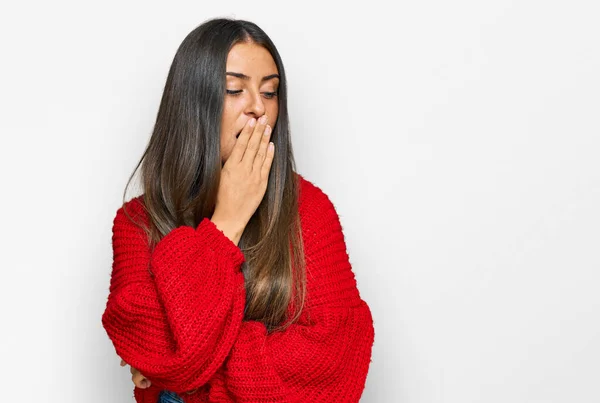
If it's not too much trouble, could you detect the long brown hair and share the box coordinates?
[120,18,306,333]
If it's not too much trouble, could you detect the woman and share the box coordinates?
[101,17,375,403]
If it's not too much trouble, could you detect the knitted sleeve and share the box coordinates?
[101,197,247,394]
[204,188,375,402]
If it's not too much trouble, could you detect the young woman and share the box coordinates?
[101,17,375,403]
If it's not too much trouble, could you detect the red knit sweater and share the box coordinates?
[101,174,375,402]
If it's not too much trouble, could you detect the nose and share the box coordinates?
[245,89,266,118]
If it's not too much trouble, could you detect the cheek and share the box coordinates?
[221,98,240,122]
[220,132,233,152]
[268,104,279,124]
[220,134,236,162]
[220,105,237,139]
[220,106,233,128]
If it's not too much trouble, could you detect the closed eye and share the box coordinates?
[226,90,278,99]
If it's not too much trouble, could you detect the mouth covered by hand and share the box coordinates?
[236,120,272,139]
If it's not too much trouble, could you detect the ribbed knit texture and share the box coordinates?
[102,174,375,402]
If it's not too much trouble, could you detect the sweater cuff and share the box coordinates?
[196,217,246,267]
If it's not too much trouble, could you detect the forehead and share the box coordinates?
[226,42,278,75]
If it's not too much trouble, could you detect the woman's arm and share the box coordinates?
[101,197,247,393]
[204,185,375,402]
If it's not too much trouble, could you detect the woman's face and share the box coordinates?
[220,42,280,165]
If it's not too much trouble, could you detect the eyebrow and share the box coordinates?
[226,72,280,82]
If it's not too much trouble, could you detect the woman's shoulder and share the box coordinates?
[120,194,145,212]
[296,172,339,223]
[297,172,326,203]
[113,194,149,227]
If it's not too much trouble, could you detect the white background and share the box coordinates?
[1,0,599,402]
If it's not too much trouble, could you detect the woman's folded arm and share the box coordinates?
[101,197,247,393]
[205,302,374,403]
[205,187,376,402]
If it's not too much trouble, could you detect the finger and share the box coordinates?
[253,124,272,172]
[229,117,256,163]
[120,359,127,367]
[132,369,151,389]
[261,142,275,180]
[242,115,268,168]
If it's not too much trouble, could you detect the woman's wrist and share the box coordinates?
[209,214,245,246]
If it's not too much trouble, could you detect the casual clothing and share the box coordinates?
[102,173,375,402]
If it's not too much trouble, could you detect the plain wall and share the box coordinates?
[1,0,599,402]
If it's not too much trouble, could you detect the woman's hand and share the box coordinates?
[120,358,152,389]
[213,115,275,233]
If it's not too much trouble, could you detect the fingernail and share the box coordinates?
[249,118,256,127]
[260,115,267,124]
[264,125,271,136]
